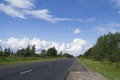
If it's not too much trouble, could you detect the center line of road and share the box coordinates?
[20,69,32,74]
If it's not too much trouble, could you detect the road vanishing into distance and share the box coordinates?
[0,58,74,80]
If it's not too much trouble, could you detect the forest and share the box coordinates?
[81,32,120,62]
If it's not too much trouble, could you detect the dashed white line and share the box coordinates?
[20,69,32,74]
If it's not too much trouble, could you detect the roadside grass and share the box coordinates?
[0,55,66,65]
[80,58,120,80]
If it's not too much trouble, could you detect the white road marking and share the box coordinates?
[20,69,32,74]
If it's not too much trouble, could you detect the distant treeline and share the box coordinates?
[79,32,120,62]
[0,45,73,58]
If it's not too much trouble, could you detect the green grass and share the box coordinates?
[80,58,120,80]
[0,55,66,65]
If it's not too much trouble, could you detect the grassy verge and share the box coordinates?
[0,55,66,65]
[80,58,120,80]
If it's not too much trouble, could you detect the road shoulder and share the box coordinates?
[66,59,108,80]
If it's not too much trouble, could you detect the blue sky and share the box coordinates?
[0,0,120,56]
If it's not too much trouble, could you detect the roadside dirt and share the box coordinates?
[66,59,109,80]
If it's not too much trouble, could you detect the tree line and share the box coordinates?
[40,48,73,58]
[0,45,73,58]
[0,47,13,57]
[80,32,120,62]
[0,45,35,57]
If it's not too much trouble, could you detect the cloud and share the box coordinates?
[0,37,87,56]
[24,9,95,23]
[0,0,95,23]
[112,0,120,13]
[118,10,120,13]
[24,9,73,23]
[112,0,120,8]
[0,3,25,18]
[5,0,34,9]
[73,28,81,34]
[96,23,120,34]
[76,18,96,23]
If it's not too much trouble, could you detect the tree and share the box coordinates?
[83,32,120,62]
[0,46,3,57]
[3,48,11,57]
[60,51,63,56]
[46,47,57,56]
[31,45,35,56]
[58,51,63,57]
[16,44,36,57]
[41,49,47,56]
[63,53,73,58]
[24,44,31,57]
[52,47,57,56]
[16,49,25,57]
[83,47,94,59]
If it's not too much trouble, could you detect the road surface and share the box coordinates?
[0,58,74,80]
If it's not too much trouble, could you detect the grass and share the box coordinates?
[80,58,120,80]
[0,55,66,65]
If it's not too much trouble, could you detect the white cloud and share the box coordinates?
[0,37,87,56]
[0,0,95,23]
[25,10,95,23]
[0,3,25,18]
[118,10,120,13]
[112,0,120,13]
[5,0,34,9]
[112,0,120,8]
[96,23,120,34]
[73,28,81,34]
[96,27,106,34]
[24,9,73,23]
[66,38,87,56]
[76,18,96,23]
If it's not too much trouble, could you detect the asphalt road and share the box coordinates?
[0,58,74,80]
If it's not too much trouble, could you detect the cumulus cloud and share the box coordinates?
[96,23,120,34]
[0,0,95,23]
[73,28,81,34]
[0,37,87,56]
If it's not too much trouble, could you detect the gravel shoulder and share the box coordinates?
[66,59,109,80]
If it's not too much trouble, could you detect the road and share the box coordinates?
[0,58,74,80]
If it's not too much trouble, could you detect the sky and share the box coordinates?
[0,0,120,56]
